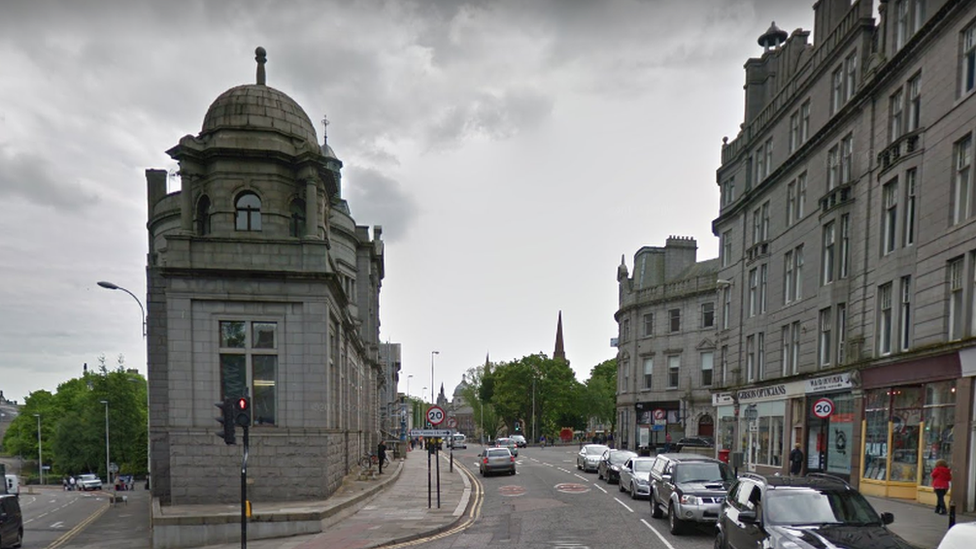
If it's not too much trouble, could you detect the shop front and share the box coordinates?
[859,353,962,504]
[635,400,681,452]
[803,373,856,482]
[714,382,801,474]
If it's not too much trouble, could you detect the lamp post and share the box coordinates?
[430,351,439,404]
[33,414,42,486]
[97,280,150,491]
[100,400,110,487]
[407,374,413,398]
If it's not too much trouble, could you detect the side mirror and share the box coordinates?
[739,509,758,523]
[881,512,894,525]
[661,473,672,483]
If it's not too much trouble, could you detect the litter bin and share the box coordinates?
[718,449,731,463]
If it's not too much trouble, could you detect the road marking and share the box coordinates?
[573,474,589,482]
[640,518,677,549]
[614,498,634,512]
[46,500,111,549]
[593,484,608,494]
[50,521,65,528]
[557,467,571,474]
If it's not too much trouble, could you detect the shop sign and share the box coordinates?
[736,384,787,403]
[712,392,734,406]
[805,373,852,394]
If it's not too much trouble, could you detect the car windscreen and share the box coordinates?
[673,462,734,483]
[633,460,655,472]
[585,445,608,455]
[765,489,883,526]
[487,449,511,457]
[609,452,637,464]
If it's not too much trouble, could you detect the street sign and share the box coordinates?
[427,405,446,425]
[813,397,835,419]
[109,462,119,474]
[743,404,758,421]
[447,416,457,428]
[409,429,452,437]
[652,408,666,421]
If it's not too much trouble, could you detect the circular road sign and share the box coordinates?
[653,408,666,421]
[498,485,526,497]
[555,483,590,494]
[813,397,835,419]
[447,416,458,428]
[427,405,446,426]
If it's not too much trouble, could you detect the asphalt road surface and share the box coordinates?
[16,488,110,549]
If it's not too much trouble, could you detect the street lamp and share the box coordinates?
[406,374,413,398]
[33,414,42,486]
[97,281,146,337]
[430,351,439,404]
[100,400,110,487]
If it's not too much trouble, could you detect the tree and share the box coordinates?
[582,358,618,433]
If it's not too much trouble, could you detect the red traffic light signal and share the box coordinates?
[234,396,251,427]
[235,397,248,412]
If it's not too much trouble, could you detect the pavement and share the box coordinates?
[57,444,974,549]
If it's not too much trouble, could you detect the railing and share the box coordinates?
[877,131,922,172]
[819,183,854,213]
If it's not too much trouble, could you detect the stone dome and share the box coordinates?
[201,84,318,147]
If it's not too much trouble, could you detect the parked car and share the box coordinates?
[451,433,467,449]
[598,449,637,484]
[648,453,734,534]
[576,444,609,472]
[2,475,18,496]
[674,436,714,451]
[510,434,527,448]
[619,456,655,499]
[938,522,976,549]
[479,447,516,476]
[0,493,23,548]
[495,437,519,457]
[77,473,102,491]
[716,472,914,549]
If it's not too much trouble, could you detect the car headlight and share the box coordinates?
[635,478,649,486]
[680,495,701,505]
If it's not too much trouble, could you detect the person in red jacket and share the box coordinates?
[931,459,952,515]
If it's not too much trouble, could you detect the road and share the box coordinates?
[426,445,717,549]
[16,488,109,549]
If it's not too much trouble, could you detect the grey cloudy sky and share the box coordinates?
[0,0,815,404]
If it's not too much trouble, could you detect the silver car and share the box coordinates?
[619,457,655,499]
[576,444,609,472]
[480,447,516,476]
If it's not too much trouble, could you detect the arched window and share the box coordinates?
[196,195,212,235]
[289,199,306,237]
[235,192,262,231]
[698,414,714,437]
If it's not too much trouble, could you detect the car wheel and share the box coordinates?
[13,527,24,548]
[510,469,516,475]
[668,503,684,535]
[630,482,638,499]
[618,480,625,492]
[598,469,603,480]
[650,490,663,518]
[714,530,728,549]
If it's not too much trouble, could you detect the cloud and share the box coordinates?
[343,167,418,243]
[0,146,99,211]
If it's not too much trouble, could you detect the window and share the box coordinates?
[701,352,714,387]
[822,221,835,285]
[622,318,631,342]
[895,0,909,50]
[787,181,796,226]
[722,287,731,330]
[669,308,681,332]
[879,283,893,355]
[949,258,964,340]
[837,303,847,364]
[761,201,770,242]
[755,147,765,183]
[907,73,921,132]
[890,89,904,142]
[883,180,898,254]
[790,111,800,153]
[844,51,858,101]
[760,264,768,314]
[786,245,804,302]
[900,276,912,351]
[235,192,262,231]
[828,146,840,190]
[963,23,976,95]
[840,214,850,278]
[220,320,277,425]
[722,177,736,206]
[784,250,794,304]
[667,355,680,389]
[797,172,807,218]
[764,139,773,179]
[831,67,844,113]
[781,325,790,376]
[841,134,853,184]
[721,346,729,385]
[721,231,732,267]
[791,321,801,375]
[643,313,654,337]
[757,332,765,381]
[289,199,306,237]
[904,170,916,246]
[795,245,804,300]
[800,101,810,143]
[643,358,653,389]
[954,135,973,225]
[196,195,212,236]
[701,302,715,328]
[752,208,762,246]
[819,308,832,367]
[749,268,758,317]
[746,335,755,382]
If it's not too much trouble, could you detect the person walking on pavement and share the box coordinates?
[931,459,951,514]
[377,440,387,475]
[664,432,672,453]
[789,443,804,476]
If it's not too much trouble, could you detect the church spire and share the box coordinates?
[554,310,566,361]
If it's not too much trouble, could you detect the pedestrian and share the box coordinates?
[789,443,804,476]
[377,440,387,474]
[62,476,68,491]
[931,459,952,515]
[69,475,76,491]
[664,432,672,453]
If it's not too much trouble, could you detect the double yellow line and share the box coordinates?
[45,499,111,549]
[388,460,485,547]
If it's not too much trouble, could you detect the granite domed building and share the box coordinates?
[146,48,385,505]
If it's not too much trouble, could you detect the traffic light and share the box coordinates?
[234,396,250,427]
[215,398,236,445]
[514,421,521,432]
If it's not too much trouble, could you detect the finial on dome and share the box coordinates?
[255,46,267,85]
[322,114,329,144]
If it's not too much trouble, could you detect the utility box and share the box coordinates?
[731,451,745,468]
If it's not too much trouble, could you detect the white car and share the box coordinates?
[451,434,467,449]
[77,474,102,491]
[938,522,976,549]
[619,457,655,499]
[576,444,609,472]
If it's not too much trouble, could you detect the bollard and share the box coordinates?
[948,501,956,529]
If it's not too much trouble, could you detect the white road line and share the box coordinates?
[50,521,64,529]
[614,498,634,512]
[557,467,571,474]
[593,484,607,494]
[573,474,589,482]
[640,518,678,549]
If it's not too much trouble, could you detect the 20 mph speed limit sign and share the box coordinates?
[813,397,835,419]
[427,405,446,426]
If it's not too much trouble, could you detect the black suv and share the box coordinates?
[648,453,734,534]
[0,494,23,548]
[716,473,914,549]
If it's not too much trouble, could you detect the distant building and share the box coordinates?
[146,48,387,505]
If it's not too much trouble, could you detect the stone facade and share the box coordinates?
[146,49,388,506]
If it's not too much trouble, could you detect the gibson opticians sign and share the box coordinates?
[736,384,787,402]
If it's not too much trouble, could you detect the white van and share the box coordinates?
[4,474,19,495]
[451,434,466,449]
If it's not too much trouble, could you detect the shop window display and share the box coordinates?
[921,381,955,487]
[863,389,889,480]
[889,387,922,482]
